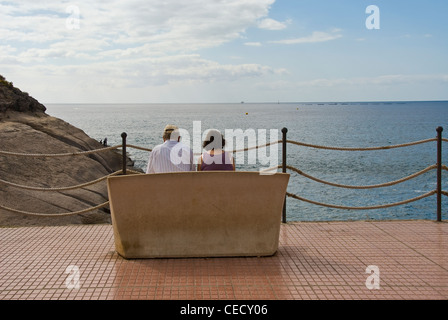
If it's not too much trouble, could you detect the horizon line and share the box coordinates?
[44,99,448,105]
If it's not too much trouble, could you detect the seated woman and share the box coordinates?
[198,129,235,171]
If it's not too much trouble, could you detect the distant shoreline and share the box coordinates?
[43,100,448,105]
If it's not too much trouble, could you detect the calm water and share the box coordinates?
[46,101,448,222]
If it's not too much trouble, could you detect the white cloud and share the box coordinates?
[258,18,289,30]
[111,54,288,86]
[255,74,448,91]
[270,29,342,44]
[0,45,16,54]
[244,42,262,47]
[1,0,275,52]
[250,74,448,102]
[0,0,283,101]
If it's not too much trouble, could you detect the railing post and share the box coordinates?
[282,127,288,223]
[121,132,127,175]
[436,126,443,222]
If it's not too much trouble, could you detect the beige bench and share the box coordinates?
[107,171,290,259]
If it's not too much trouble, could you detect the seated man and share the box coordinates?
[146,124,195,173]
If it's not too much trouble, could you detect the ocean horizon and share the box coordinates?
[46,100,448,222]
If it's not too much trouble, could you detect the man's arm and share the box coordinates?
[146,151,155,174]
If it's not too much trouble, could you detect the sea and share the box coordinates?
[45,101,448,222]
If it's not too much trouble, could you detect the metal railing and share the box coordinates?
[0,127,446,222]
[280,127,446,222]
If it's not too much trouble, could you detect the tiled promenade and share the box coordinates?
[0,220,447,300]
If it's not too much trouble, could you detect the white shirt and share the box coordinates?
[146,140,195,173]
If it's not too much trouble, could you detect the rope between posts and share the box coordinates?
[126,144,152,152]
[0,145,122,157]
[233,140,281,153]
[0,170,123,191]
[0,201,110,217]
[286,137,437,151]
[126,169,144,175]
[191,140,281,156]
[0,136,440,157]
[125,140,280,154]
[0,135,444,157]
[0,132,446,217]
[286,190,437,210]
[285,164,441,189]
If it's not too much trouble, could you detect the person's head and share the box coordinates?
[163,124,180,142]
[203,129,225,151]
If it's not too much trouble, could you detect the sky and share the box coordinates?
[1,0,447,103]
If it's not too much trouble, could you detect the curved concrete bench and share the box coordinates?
[107,171,290,259]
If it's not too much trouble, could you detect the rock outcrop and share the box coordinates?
[0,75,46,114]
[0,75,137,226]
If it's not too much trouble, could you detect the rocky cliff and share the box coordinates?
[0,75,136,226]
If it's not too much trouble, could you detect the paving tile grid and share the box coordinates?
[0,220,447,300]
